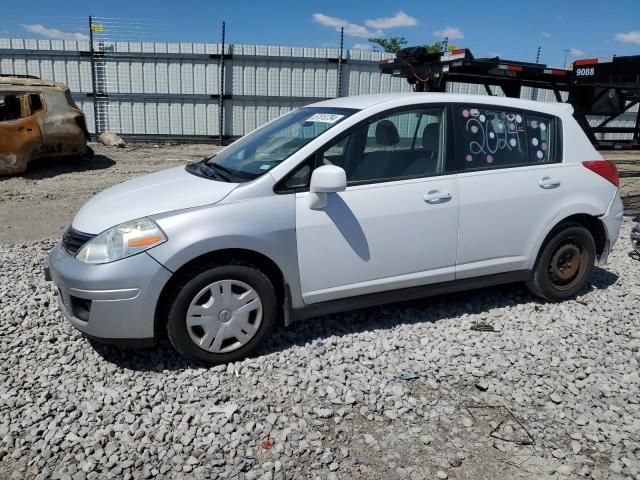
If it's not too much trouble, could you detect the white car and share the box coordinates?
[47,93,624,364]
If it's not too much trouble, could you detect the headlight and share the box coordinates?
[75,218,166,264]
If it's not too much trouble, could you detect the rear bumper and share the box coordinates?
[598,193,624,266]
[47,244,172,342]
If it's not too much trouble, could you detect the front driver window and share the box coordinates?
[318,107,444,185]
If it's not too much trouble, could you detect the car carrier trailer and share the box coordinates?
[379,47,640,149]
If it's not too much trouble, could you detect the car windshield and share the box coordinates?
[197,107,356,182]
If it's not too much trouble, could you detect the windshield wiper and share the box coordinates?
[187,160,231,182]
[205,162,234,182]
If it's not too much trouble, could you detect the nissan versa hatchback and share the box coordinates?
[46,93,624,364]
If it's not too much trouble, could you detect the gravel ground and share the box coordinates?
[1,220,639,479]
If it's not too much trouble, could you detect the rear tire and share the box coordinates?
[527,222,596,301]
[166,261,277,364]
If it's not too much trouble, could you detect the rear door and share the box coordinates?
[452,104,564,278]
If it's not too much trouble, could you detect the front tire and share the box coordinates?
[166,261,277,364]
[527,222,596,301]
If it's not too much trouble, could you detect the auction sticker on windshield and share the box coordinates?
[306,113,344,123]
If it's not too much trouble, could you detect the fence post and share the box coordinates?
[218,21,226,146]
[337,27,344,98]
[88,16,99,138]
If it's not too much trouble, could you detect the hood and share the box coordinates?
[72,166,238,233]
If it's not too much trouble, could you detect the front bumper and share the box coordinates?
[47,245,172,342]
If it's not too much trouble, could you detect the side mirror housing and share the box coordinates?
[308,165,347,209]
[310,165,346,193]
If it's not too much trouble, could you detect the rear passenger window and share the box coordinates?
[457,107,528,168]
[455,106,558,170]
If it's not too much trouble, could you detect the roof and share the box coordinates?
[0,76,68,90]
[313,92,574,117]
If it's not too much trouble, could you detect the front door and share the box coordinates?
[294,106,459,304]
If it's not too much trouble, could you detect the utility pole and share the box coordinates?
[531,46,542,101]
[443,36,448,52]
[562,49,570,68]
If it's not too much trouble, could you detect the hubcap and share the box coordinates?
[186,279,263,354]
[548,241,585,290]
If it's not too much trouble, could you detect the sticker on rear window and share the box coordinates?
[306,113,344,124]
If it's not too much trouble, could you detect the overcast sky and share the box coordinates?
[1,0,639,67]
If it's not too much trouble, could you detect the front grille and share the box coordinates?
[62,227,95,256]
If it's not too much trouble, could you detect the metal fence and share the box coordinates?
[0,35,414,140]
[1,35,637,141]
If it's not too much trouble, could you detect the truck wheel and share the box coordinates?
[527,222,596,301]
[166,261,277,364]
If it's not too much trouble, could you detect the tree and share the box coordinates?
[422,42,458,54]
[368,37,457,54]
[368,37,408,54]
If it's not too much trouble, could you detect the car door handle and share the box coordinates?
[539,177,561,189]
[423,191,452,203]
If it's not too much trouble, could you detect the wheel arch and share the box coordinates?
[154,248,288,340]
[531,213,607,269]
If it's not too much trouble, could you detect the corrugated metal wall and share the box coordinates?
[0,37,637,140]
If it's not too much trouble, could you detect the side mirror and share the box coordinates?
[308,165,346,209]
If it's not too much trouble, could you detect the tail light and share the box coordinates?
[582,160,619,187]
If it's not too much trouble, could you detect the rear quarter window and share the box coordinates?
[28,94,44,114]
[525,114,555,164]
